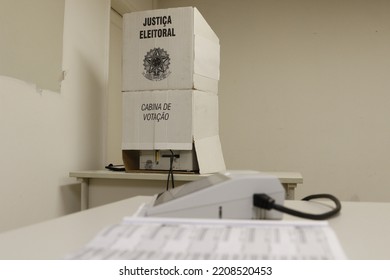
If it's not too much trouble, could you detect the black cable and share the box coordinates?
[169,150,175,189]
[166,159,171,191]
[253,193,341,220]
[105,163,126,172]
[164,150,176,190]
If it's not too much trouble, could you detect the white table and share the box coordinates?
[69,170,303,209]
[0,196,389,260]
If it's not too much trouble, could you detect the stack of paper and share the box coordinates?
[67,217,346,260]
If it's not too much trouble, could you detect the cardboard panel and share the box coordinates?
[193,92,219,140]
[122,7,219,92]
[123,90,208,150]
[194,135,226,174]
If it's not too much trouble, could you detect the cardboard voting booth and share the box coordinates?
[122,7,225,174]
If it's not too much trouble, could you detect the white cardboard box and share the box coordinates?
[122,90,218,150]
[122,7,220,93]
[122,90,225,174]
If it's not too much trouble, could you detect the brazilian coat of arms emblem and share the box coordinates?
[143,47,171,81]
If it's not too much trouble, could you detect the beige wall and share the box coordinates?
[0,0,111,232]
[0,0,64,92]
[106,9,124,164]
[0,0,156,233]
[155,0,390,202]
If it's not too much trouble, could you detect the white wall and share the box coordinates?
[106,9,125,164]
[156,0,390,202]
[0,0,111,232]
[0,0,64,92]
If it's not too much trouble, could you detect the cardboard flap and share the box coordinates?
[122,150,140,170]
[194,135,226,174]
[192,74,218,94]
[194,35,220,81]
[193,91,219,140]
